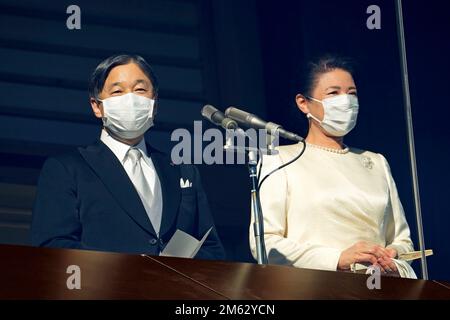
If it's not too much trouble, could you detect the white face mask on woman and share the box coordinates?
[99,93,155,140]
[306,94,359,137]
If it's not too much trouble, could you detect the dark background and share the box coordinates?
[0,0,449,280]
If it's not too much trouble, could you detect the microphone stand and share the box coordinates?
[248,148,268,265]
[224,129,274,265]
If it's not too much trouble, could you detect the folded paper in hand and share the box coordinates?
[350,249,433,279]
[398,249,433,261]
[160,227,212,258]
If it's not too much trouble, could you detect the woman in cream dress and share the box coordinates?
[251,56,416,278]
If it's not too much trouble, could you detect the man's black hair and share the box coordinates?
[88,54,159,101]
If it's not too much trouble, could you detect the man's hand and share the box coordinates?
[338,241,398,274]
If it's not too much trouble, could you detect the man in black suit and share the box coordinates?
[31,54,225,260]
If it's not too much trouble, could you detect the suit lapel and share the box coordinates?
[79,140,157,236]
[147,145,181,239]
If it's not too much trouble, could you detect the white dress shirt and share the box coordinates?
[100,129,163,235]
[251,142,415,278]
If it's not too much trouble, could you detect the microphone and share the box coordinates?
[201,105,239,130]
[225,107,303,142]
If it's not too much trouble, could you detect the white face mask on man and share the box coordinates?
[306,94,359,137]
[99,92,155,140]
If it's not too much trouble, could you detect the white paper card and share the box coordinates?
[160,227,212,258]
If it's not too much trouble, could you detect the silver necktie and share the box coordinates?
[126,147,161,234]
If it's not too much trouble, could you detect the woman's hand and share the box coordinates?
[338,241,398,274]
[376,248,398,274]
[385,247,398,258]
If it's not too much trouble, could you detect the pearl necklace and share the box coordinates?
[306,142,349,154]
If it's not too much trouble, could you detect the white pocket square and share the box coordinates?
[180,178,193,188]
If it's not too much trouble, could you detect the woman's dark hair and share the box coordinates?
[295,54,357,97]
[88,54,159,101]
[287,54,357,135]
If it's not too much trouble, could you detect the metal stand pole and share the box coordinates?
[395,0,428,279]
[249,149,268,265]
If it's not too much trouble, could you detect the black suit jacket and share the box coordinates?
[31,139,225,260]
